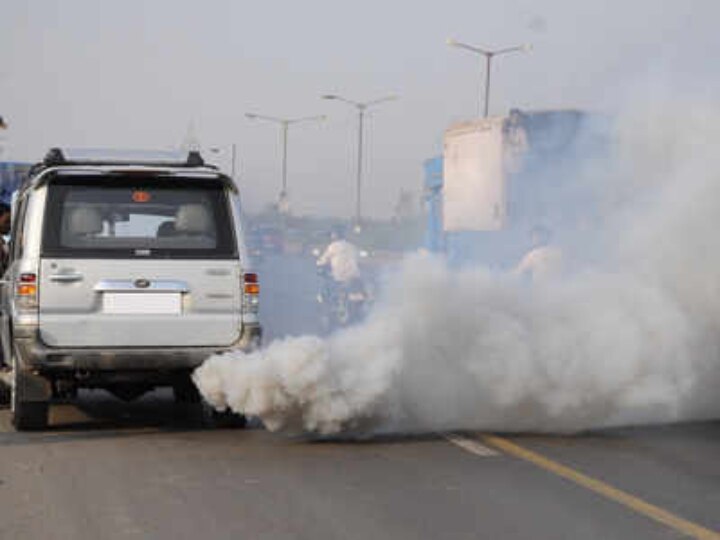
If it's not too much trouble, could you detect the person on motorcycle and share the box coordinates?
[316,227,367,328]
[513,224,564,284]
[316,226,362,286]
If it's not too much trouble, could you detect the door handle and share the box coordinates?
[49,273,84,283]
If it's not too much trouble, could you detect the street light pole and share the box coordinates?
[321,94,397,229]
[484,54,492,118]
[245,112,325,213]
[447,39,531,118]
[356,107,364,227]
[281,121,289,198]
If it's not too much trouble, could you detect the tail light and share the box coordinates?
[16,273,38,310]
[242,272,259,313]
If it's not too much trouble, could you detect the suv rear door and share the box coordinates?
[38,174,242,348]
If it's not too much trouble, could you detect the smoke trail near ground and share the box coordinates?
[194,96,720,435]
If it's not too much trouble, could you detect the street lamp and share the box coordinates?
[447,38,531,118]
[321,94,397,228]
[245,112,325,213]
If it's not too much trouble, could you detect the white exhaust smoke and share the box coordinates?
[193,96,720,435]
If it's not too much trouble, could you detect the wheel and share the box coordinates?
[336,305,350,327]
[11,373,49,431]
[10,352,49,431]
[0,351,10,407]
[12,370,50,431]
[201,401,247,429]
[347,299,366,326]
[11,400,49,431]
[0,382,9,407]
[173,378,201,404]
[319,312,333,334]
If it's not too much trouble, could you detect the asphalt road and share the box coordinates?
[0,400,718,540]
[0,253,718,539]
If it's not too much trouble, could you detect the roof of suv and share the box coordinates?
[22,148,235,193]
[41,148,210,168]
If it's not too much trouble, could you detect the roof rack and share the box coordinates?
[17,148,223,197]
[41,148,208,168]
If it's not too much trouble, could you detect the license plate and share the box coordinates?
[103,293,181,314]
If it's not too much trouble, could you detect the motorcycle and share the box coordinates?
[315,263,370,332]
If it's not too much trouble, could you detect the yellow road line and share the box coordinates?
[484,435,720,540]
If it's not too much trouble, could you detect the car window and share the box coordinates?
[42,175,238,259]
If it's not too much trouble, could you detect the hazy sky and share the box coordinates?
[1,0,717,217]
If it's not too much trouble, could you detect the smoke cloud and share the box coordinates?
[194,95,720,435]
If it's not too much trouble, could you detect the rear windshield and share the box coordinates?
[42,175,237,259]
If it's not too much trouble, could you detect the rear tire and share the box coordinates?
[173,378,201,404]
[12,400,49,431]
[201,402,247,429]
[0,383,10,408]
[10,352,50,431]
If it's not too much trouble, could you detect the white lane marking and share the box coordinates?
[445,433,500,457]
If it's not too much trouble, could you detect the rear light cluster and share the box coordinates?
[243,272,260,313]
[16,273,38,310]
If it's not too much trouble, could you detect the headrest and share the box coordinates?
[67,207,103,235]
[174,204,212,234]
[156,220,176,237]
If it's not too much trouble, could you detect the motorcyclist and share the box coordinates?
[513,225,564,284]
[316,226,362,286]
[316,226,366,327]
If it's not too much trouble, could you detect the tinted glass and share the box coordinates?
[42,175,237,259]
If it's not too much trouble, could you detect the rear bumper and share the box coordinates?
[15,323,262,374]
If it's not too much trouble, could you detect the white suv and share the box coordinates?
[0,148,261,430]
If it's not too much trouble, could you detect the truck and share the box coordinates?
[425,109,609,267]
